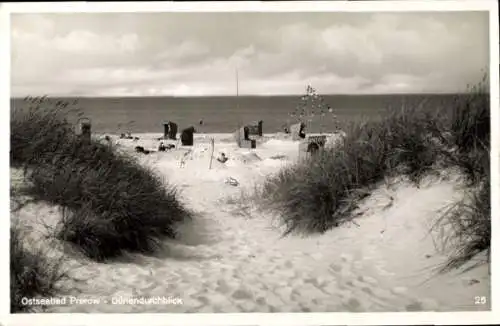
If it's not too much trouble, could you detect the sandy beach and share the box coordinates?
[10,132,490,313]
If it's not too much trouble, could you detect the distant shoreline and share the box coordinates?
[94,132,337,138]
[10,92,473,100]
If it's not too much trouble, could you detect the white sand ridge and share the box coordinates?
[11,133,490,313]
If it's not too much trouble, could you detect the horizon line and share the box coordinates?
[10,91,479,99]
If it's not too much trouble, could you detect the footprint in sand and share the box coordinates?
[340,253,353,263]
[330,263,342,272]
[357,275,379,286]
[405,300,424,311]
[342,297,364,312]
[391,286,408,295]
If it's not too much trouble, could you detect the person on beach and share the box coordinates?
[121,132,134,140]
[217,152,228,164]
[299,123,306,139]
[179,150,192,168]
[158,142,167,152]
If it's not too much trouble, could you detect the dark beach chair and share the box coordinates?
[181,126,195,146]
[291,122,306,141]
[163,121,178,140]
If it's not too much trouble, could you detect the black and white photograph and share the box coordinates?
[5,0,497,322]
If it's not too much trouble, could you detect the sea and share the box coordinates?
[10,94,463,134]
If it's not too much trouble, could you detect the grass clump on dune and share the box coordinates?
[260,77,490,271]
[434,177,490,273]
[431,77,490,185]
[261,100,440,235]
[11,97,192,261]
[430,76,490,272]
[10,225,67,313]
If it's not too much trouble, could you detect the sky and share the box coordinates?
[10,11,489,97]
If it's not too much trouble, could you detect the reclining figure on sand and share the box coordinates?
[158,142,175,152]
[120,132,137,140]
[135,146,151,155]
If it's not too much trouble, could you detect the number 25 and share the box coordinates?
[474,296,487,305]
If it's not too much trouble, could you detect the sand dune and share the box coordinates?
[11,133,490,313]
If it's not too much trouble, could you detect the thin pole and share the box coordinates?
[209,137,214,170]
[236,67,241,145]
[236,67,239,108]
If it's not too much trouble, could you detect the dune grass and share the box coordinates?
[11,97,192,261]
[433,177,490,273]
[259,77,490,271]
[260,99,441,235]
[10,225,67,313]
[429,77,490,272]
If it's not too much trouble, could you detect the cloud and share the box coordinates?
[10,12,489,96]
[52,31,139,55]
